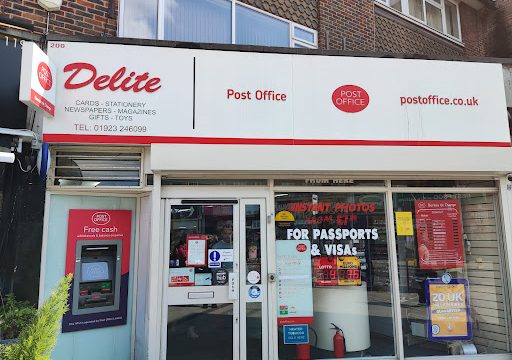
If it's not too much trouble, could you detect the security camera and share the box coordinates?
[507,173,512,182]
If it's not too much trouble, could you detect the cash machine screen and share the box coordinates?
[82,262,109,282]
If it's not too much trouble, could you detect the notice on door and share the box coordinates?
[426,278,472,341]
[186,234,208,267]
[276,240,314,326]
[415,200,464,270]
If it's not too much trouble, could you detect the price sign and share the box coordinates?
[337,256,362,286]
[313,257,338,286]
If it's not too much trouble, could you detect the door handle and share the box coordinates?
[268,273,276,283]
[228,272,238,300]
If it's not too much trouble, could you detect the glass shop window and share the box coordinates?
[274,192,395,358]
[169,205,234,287]
[393,193,510,356]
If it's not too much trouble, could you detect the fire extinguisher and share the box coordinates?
[330,323,345,358]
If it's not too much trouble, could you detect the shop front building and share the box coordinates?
[36,38,512,360]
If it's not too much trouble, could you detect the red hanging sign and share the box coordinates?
[415,200,464,270]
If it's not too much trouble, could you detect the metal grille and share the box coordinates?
[50,148,143,187]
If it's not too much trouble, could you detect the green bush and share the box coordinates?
[0,274,72,360]
[0,294,37,340]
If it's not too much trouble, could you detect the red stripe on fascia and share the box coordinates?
[42,134,512,147]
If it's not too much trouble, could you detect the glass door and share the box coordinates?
[164,198,268,360]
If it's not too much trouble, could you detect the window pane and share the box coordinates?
[167,304,233,359]
[426,2,443,32]
[391,179,496,187]
[393,193,510,356]
[247,303,263,360]
[390,0,402,11]
[122,0,158,39]
[169,205,234,286]
[236,4,289,47]
[445,1,460,38]
[275,192,395,358]
[164,0,231,44]
[294,27,315,43]
[274,179,385,186]
[408,0,425,21]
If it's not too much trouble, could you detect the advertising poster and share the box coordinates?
[186,234,208,267]
[426,278,472,341]
[63,209,132,332]
[415,200,464,270]
[168,267,195,287]
[395,211,414,236]
[276,240,314,325]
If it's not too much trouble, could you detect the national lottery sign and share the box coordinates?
[425,278,472,341]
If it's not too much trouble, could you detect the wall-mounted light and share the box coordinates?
[0,151,15,164]
[37,0,62,12]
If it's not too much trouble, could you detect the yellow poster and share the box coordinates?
[427,280,470,340]
[395,211,414,236]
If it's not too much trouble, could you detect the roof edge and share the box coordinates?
[44,33,512,65]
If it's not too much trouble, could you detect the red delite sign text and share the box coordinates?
[332,85,370,113]
[63,63,161,93]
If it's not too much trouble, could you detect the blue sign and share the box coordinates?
[283,324,309,344]
[248,285,261,299]
[209,250,221,261]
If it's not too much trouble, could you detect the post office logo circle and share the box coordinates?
[37,62,53,91]
[296,243,307,252]
[92,212,111,225]
[332,84,369,113]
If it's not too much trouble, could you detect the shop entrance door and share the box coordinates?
[164,198,268,360]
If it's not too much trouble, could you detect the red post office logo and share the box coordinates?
[296,243,307,252]
[92,212,111,225]
[332,84,370,113]
[37,62,53,91]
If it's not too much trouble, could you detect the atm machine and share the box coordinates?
[72,240,122,315]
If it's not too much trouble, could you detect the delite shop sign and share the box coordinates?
[44,42,510,146]
[19,42,57,117]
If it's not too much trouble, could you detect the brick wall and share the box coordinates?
[317,0,375,51]
[495,0,512,57]
[375,7,463,56]
[240,0,318,30]
[0,0,117,36]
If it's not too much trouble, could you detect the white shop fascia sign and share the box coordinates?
[19,42,57,117]
[44,41,510,148]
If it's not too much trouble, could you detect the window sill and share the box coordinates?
[374,1,464,48]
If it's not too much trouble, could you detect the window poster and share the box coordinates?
[276,240,314,325]
[395,211,414,236]
[186,234,208,267]
[414,200,464,270]
[426,278,472,341]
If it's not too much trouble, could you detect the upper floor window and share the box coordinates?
[376,0,461,40]
[120,0,318,48]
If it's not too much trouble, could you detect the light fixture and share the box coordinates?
[37,0,62,12]
[0,152,14,164]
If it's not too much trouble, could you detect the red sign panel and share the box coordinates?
[313,256,338,286]
[63,209,132,333]
[415,200,464,270]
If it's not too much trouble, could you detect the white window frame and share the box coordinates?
[375,0,462,42]
[120,0,318,49]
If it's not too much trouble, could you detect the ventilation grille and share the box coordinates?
[51,149,142,187]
